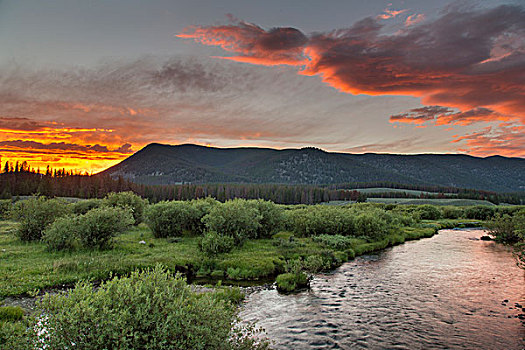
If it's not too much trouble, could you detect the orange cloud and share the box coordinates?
[452,125,525,158]
[178,5,525,157]
[405,14,425,27]
[177,21,308,66]
[377,7,408,20]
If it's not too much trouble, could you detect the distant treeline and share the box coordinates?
[0,166,523,205]
[328,182,524,205]
[0,169,363,205]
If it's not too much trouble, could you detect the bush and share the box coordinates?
[275,272,309,293]
[0,306,24,322]
[251,200,284,238]
[11,197,70,241]
[42,215,81,251]
[202,199,262,245]
[286,206,355,236]
[0,199,12,219]
[312,234,352,250]
[105,191,146,225]
[145,201,198,238]
[416,205,442,220]
[28,266,269,349]
[442,206,464,219]
[0,319,30,350]
[465,206,495,220]
[189,198,219,234]
[77,207,133,249]
[488,211,525,244]
[199,231,235,256]
[71,199,103,215]
[354,211,389,240]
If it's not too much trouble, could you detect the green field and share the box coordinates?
[349,187,457,196]
[365,198,495,206]
[0,219,446,298]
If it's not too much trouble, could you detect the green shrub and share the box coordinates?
[287,206,355,236]
[0,199,12,219]
[11,197,70,241]
[202,199,262,245]
[71,199,103,215]
[0,319,30,350]
[312,234,352,250]
[199,231,235,256]
[276,272,309,293]
[354,211,388,240]
[28,266,269,349]
[465,205,495,220]
[42,215,80,251]
[105,191,147,225]
[251,200,284,238]
[442,206,464,219]
[77,207,133,249]
[145,201,197,238]
[0,306,24,322]
[416,205,442,220]
[303,254,330,273]
[189,198,219,234]
[488,211,525,244]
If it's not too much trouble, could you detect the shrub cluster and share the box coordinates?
[71,198,103,215]
[11,197,70,241]
[43,207,133,250]
[285,206,406,240]
[488,209,525,244]
[104,191,147,225]
[27,266,269,349]
[0,199,12,219]
[199,231,235,255]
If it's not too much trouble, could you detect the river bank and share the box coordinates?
[240,228,525,349]
[1,219,480,307]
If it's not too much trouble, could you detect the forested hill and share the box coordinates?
[101,143,525,192]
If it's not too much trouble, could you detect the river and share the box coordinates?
[240,229,525,349]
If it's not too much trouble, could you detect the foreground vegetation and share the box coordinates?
[1,193,523,348]
[1,194,509,298]
[1,267,269,349]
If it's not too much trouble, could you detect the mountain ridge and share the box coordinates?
[101,143,525,192]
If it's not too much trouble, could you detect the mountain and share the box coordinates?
[101,143,525,192]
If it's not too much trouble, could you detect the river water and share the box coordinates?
[240,229,525,349]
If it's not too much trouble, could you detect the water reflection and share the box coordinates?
[240,229,525,349]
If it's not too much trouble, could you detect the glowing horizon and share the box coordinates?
[1,1,523,173]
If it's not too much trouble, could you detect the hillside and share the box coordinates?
[101,143,525,192]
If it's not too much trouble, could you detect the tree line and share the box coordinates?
[1,162,523,204]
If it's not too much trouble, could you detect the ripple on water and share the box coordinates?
[240,229,525,349]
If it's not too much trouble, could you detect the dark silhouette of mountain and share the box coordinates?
[101,143,525,192]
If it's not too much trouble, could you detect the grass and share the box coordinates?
[349,187,457,196]
[0,219,477,298]
[365,198,495,206]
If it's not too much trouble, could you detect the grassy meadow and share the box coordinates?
[1,193,524,348]
[0,193,500,298]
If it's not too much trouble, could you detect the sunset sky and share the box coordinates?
[0,0,524,173]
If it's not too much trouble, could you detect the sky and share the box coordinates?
[0,0,523,173]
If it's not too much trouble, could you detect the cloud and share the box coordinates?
[178,4,525,157]
[1,56,353,171]
[452,125,525,158]
[389,106,515,126]
[405,13,425,26]
[0,140,133,154]
[377,6,408,20]
[177,20,308,66]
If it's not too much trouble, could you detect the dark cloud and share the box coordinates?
[180,5,525,122]
[0,140,134,154]
[177,19,308,66]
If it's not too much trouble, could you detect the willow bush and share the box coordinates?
[28,266,269,350]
